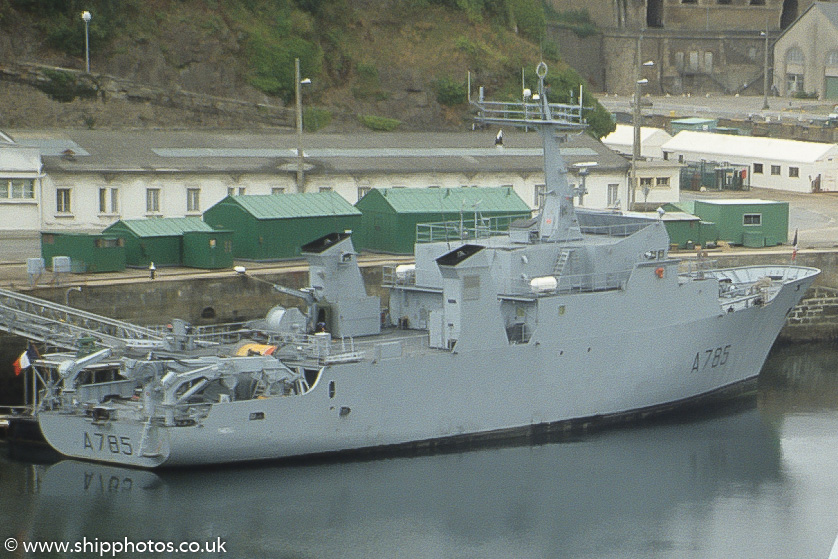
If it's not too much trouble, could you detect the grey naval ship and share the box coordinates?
[35,64,819,468]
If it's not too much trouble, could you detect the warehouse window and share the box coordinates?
[357,186,371,201]
[743,213,762,226]
[607,184,619,207]
[146,188,160,213]
[789,166,799,178]
[753,163,763,174]
[319,186,333,193]
[787,47,804,64]
[0,179,36,200]
[56,188,71,213]
[656,177,670,188]
[98,187,118,214]
[771,165,781,175]
[187,188,201,212]
[271,187,285,195]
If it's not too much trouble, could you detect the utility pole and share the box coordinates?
[295,58,304,192]
[762,23,771,110]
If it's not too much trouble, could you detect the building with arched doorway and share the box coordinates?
[546,0,814,96]
[773,2,838,99]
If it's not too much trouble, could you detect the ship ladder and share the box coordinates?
[136,416,161,458]
[252,378,268,399]
[552,250,572,277]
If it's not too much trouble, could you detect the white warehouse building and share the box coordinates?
[661,130,838,193]
[0,129,681,240]
[602,124,672,160]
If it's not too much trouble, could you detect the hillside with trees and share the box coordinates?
[0,0,613,137]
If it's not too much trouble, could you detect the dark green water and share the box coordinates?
[2,342,838,558]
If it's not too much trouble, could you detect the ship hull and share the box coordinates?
[38,266,818,469]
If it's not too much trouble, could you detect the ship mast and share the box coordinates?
[472,62,586,242]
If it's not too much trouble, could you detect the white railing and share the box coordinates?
[415,214,526,245]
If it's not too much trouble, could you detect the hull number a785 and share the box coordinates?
[691,345,732,373]
[83,432,134,455]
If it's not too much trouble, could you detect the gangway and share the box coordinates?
[0,287,163,351]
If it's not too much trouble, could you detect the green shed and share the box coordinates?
[40,232,126,273]
[660,213,719,249]
[182,230,234,269]
[692,199,788,247]
[103,217,215,267]
[355,187,532,254]
[203,192,362,260]
[670,117,717,134]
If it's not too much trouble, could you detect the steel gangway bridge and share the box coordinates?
[0,286,166,352]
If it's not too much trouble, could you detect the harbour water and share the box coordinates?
[3,342,838,559]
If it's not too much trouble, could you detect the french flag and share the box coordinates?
[12,343,39,376]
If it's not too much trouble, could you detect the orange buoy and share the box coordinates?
[655,267,664,279]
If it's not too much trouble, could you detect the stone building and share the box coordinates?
[547,0,818,96]
[773,2,838,98]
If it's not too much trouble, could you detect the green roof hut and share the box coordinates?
[354,187,532,254]
[692,199,788,247]
[203,192,362,260]
[103,217,215,267]
[40,232,126,273]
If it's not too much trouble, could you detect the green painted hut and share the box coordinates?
[670,117,717,134]
[103,217,215,267]
[203,192,362,260]
[355,187,532,254]
[182,230,234,269]
[659,213,719,249]
[692,199,788,247]
[40,232,126,273]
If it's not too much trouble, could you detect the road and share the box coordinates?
[596,93,836,124]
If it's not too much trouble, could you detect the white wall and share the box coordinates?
[39,167,645,231]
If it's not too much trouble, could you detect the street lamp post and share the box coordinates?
[573,162,597,207]
[630,58,654,211]
[294,58,311,192]
[81,11,91,73]
[761,26,771,110]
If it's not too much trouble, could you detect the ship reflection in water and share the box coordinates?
[4,343,838,559]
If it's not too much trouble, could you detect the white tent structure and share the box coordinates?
[661,131,838,193]
[602,125,672,160]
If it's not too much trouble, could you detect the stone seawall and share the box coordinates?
[25,265,386,328]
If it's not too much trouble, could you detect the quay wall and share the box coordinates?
[24,266,387,328]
